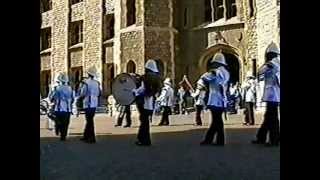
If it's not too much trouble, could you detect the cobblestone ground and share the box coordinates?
[40,110,280,180]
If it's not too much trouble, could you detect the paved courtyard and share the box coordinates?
[40,111,280,180]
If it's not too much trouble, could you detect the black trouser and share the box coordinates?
[137,109,153,145]
[159,106,171,125]
[256,102,280,144]
[203,107,225,145]
[55,111,71,140]
[83,108,96,142]
[195,105,204,125]
[244,102,255,125]
[117,105,131,126]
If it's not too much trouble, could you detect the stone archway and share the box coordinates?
[126,60,136,73]
[199,44,243,85]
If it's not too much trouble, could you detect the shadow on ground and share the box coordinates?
[40,127,279,180]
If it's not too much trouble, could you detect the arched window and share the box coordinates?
[127,60,136,73]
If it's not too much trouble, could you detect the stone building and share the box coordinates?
[40,0,280,106]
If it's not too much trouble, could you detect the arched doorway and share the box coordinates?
[126,60,136,73]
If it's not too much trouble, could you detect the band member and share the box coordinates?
[242,75,257,126]
[197,52,230,146]
[191,85,206,126]
[177,85,186,114]
[157,78,174,126]
[252,43,280,146]
[132,59,162,146]
[47,78,61,135]
[80,66,101,144]
[49,72,74,141]
[115,105,132,128]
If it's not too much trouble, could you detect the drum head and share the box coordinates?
[112,73,137,105]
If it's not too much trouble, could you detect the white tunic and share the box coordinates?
[197,66,230,108]
[258,57,280,103]
[133,82,155,110]
[243,79,257,103]
[157,85,174,107]
[191,89,206,106]
[50,84,74,112]
[81,78,101,108]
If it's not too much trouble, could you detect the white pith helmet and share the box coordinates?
[164,78,171,86]
[266,42,280,55]
[56,72,69,83]
[211,52,227,66]
[87,66,98,77]
[145,59,159,73]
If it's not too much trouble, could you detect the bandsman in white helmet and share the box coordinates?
[191,80,207,126]
[251,42,280,147]
[132,59,162,146]
[49,72,74,141]
[196,52,230,146]
[242,74,257,126]
[157,77,174,126]
[79,66,101,144]
[47,75,63,134]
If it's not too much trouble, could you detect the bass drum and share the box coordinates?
[112,73,141,105]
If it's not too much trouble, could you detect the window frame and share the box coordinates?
[71,0,83,5]
[40,27,52,51]
[69,21,83,46]
[41,0,52,13]
[214,0,225,21]
[126,0,136,27]
[103,14,115,41]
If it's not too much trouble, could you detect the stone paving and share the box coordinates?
[40,111,280,180]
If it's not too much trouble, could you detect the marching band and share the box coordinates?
[43,43,280,147]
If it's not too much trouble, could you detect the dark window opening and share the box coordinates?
[252,59,257,77]
[69,21,83,46]
[40,70,51,98]
[184,8,188,26]
[71,0,83,5]
[249,0,255,17]
[103,14,115,41]
[41,28,51,51]
[127,0,136,26]
[70,67,83,90]
[41,0,52,13]
[205,0,212,22]
[214,0,225,21]
[227,0,237,19]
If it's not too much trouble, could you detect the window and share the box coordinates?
[126,0,136,26]
[226,0,237,19]
[205,0,238,22]
[40,28,51,51]
[184,8,188,26]
[71,0,83,5]
[103,14,115,41]
[69,21,83,46]
[252,59,257,77]
[214,0,225,21]
[249,0,255,17]
[205,0,212,22]
[40,0,52,13]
